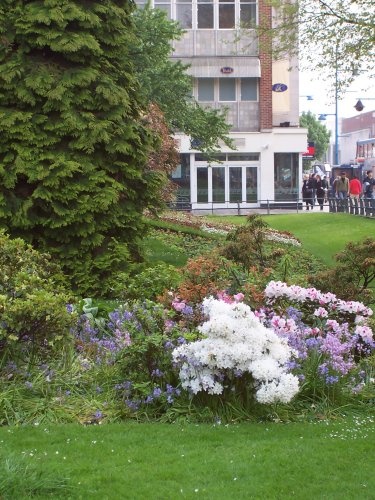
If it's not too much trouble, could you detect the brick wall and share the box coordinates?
[258,0,273,130]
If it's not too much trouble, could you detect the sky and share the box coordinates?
[299,68,375,122]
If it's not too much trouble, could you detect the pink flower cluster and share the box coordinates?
[265,280,373,318]
[261,281,374,388]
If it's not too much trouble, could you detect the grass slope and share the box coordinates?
[206,213,374,266]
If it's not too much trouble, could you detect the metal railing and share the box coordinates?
[167,197,375,217]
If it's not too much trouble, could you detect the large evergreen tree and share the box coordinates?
[0,1,160,294]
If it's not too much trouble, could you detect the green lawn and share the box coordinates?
[1,418,374,499]
[207,213,375,266]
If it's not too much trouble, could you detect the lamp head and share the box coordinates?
[354,99,364,112]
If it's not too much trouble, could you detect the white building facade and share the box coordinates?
[137,0,308,213]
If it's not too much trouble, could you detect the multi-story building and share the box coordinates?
[137,0,307,213]
[340,110,375,166]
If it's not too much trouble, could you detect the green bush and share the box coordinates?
[0,231,75,365]
[108,262,182,301]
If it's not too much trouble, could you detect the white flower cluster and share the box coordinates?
[200,224,228,236]
[265,230,301,247]
[172,297,300,404]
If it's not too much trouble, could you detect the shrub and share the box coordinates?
[107,262,182,301]
[309,238,375,304]
[73,299,197,419]
[263,281,375,403]
[175,253,240,304]
[0,231,75,365]
[172,297,300,405]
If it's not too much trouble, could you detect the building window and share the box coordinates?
[198,78,215,101]
[246,167,257,202]
[197,78,258,102]
[176,0,193,28]
[219,79,236,101]
[197,167,209,202]
[219,0,235,29]
[172,154,191,202]
[240,0,257,25]
[135,0,257,30]
[154,0,172,16]
[198,0,214,28]
[212,167,226,202]
[229,166,242,202]
[274,153,299,201]
[240,78,257,100]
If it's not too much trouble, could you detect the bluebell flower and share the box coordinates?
[164,340,174,350]
[153,387,162,398]
[326,375,339,385]
[125,399,140,411]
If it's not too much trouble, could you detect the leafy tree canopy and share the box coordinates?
[255,0,374,94]
[130,5,233,157]
[299,111,331,162]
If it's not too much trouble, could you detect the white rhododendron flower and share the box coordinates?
[172,298,300,404]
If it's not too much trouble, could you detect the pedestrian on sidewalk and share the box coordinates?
[349,175,362,200]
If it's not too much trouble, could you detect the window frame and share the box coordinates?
[136,0,258,30]
[196,77,258,102]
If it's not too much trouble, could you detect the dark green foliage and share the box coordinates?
[222,214,272,269]
[309,237,375,304]
[107,262,182,301]
[299,111,331,163]
[0,1,162,294]
[0,231,75,365]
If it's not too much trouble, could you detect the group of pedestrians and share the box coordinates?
[302,170,375,211]
[302,173,329,211]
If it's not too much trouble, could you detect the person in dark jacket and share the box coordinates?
[302,174,314,210]
[315,174,325,210]
[363,170,375,198]
[322,176,329,203]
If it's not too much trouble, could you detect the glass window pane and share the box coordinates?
[246,167,257,202]
[198,5,214,28]
[228,153,259,161]
[154,4,171,17]
[197,167,208,202]
[219,78,236,101]
[219,5,235,28]
[229,167,242,202]
[198,78,214,101]
[241,78,257,101]
[212,167,225,203]
[172,154,191,205]
[240,4,257,24]
[195,153,226,161]
[176,4,192,28]
[274,153,298,201]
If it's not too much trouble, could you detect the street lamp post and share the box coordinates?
[334,63,339,165]
[318,113,338,164]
